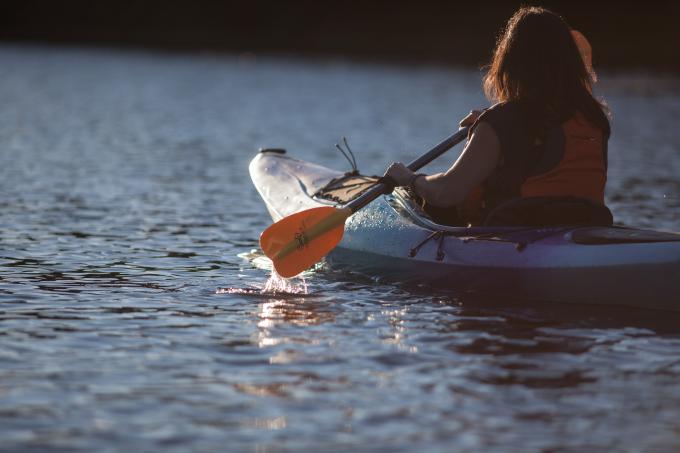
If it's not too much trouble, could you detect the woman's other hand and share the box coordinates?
[384,162,414,187]
[459,109,483,127]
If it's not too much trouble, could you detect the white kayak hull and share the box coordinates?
[250,151,680,310]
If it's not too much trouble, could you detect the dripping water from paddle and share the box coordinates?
[217,256,310,297]
[261,270,308,294]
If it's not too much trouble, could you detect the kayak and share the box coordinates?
[249,149,680,311]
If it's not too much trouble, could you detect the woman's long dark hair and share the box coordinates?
[483,7,610,138]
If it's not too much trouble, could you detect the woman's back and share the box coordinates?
[385,6,613,227]
[474,102,608,216]
[465,6,612,224]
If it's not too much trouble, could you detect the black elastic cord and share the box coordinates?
[409,230,444,257]
[335,137,359,174]
[342,137,358,172]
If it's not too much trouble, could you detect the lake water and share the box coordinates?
[1,45,679,452]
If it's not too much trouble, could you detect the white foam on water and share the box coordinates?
[261,270,308,295]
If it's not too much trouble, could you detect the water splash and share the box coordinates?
[233,249,309,295]
[216,270,308,297]
[261,270,308,295]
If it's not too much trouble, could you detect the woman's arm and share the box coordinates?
[384,121,501,207]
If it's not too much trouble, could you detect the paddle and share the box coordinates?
[260,127,470,277]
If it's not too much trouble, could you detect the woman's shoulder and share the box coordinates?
[480,101,524,121]
[474,101,526,140]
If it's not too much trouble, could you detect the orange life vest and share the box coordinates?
[520,114,606,203]
[462,109,608,225]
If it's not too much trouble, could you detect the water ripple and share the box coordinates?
[1,45,680,452]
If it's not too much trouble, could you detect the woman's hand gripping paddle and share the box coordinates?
[260,127,470,278]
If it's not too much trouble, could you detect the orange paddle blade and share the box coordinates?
[260,206,352,278]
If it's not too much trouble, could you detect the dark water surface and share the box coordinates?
[1,45,680,452]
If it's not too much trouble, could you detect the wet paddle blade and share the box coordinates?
[260,206,352,278]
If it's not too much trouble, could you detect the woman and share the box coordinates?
[384,6,612,226]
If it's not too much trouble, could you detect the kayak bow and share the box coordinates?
[260,128,469,277]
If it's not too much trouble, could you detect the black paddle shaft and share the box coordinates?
[345,127,470,212]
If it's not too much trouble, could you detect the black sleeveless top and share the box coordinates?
[424,102,610,226]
